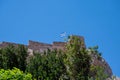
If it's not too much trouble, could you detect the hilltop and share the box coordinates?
[0,35,117,80]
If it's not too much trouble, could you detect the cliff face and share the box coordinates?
[0,36,113,77]
[90,52,113,77]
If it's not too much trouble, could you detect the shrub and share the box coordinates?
[0,67,32,80]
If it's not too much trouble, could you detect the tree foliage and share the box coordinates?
[0,67,32,80]
[63,35,91,80]
[26,49,65,80]
[0,44,28,71]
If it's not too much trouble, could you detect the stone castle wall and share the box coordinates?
[0,41,27,48]
[28,40,66,52]
[0,36,84,52]
[28,40,52,52]
[0,40,66,53]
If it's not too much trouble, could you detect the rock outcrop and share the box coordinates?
[90,52,113,77]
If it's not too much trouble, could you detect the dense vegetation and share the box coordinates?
[0,45,27,71]
[0,68,32,80]
[0,36,109,80]
[26,50,65,80]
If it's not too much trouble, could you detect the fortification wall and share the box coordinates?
[0,35,85,52]
[28,40,66,52]
[28,40,53,52]
[52,42,66,50]
[0,41,27,48]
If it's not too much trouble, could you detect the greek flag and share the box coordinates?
[60,32,66,37]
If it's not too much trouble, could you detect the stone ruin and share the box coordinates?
[0,35,85,54]
[27,40,66,55]
[0,40,66,55]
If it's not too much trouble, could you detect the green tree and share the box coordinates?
[16,45,28,71]
[64,35,91,80]
[0,44,28,72]
[0,45,18,69]
[26,49,65,80]
[0,48,3,68]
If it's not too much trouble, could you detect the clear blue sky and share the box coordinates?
[0,0,120,76]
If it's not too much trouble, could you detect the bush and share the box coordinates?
[0,67,32,80]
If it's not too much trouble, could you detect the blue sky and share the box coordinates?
[0,0,120,76]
